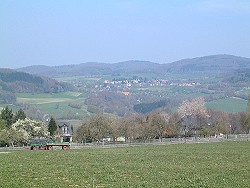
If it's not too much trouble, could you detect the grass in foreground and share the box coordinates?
[0,141,250,187]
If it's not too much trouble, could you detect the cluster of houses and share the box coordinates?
[69,76,201,95]
[99,78,201,91]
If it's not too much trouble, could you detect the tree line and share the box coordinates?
[76,97,250,143]
[1,96,250,146]
[0,71,44,85]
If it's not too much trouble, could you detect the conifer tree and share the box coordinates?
[48,117,57,137]
[14,109,26,122]
[0,106,14,128]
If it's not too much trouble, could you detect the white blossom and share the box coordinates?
[11,118,49,142]
[178,97,208,118]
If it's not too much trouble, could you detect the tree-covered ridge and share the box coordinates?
[0,69,44,84]
[0,68,75,94]
[17,54,250,77]
[133,100,168,114]
[227,69,250,83]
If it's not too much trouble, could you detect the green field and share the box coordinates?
[11,89,249,124]
[16,92,89,119]
[14,92,249,122]
[1,141,250,187]
[206,97,248,113]
[236,88,250,96]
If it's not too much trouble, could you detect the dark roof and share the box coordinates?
[58,122,70,128]
[58,122,72,135]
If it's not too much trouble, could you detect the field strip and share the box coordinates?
[0,152,11,154]
[17,98,72,104]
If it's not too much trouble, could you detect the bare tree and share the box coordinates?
[76,121,91,144]
[144,110,169,142]
[166,112,182,138]
[76,114,113,143]
[117,114,143,142]
[208,110,230,136]
[88,114,112,143]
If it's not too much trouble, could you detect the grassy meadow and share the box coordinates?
[16,92,89,119]
[0,141,250,187]
[206,97,248,113]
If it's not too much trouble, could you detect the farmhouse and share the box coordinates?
[58,122,73,142]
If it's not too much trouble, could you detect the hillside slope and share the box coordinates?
[0,68,74,94]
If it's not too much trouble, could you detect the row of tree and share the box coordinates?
[76,97,250,143]
[1,96,250,146]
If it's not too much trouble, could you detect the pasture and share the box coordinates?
[206,97,248,113]
[0,141,250,187]
[16,92,89,119]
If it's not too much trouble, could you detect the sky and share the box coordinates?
[0,0,250,68]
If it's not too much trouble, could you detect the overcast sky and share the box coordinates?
[1,0,250,68]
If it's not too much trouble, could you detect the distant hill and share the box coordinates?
[111,60,161,74]
[16,54,250,77]
[164,55,250,73]
[17,60,161,77]
[0,68,74,94]
[16,65,56,76]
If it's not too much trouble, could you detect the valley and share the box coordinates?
[0,54,250,127]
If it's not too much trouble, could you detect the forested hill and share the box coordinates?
[17,54,250,77]
[0,68,74,94]
[164,54,250,73]
[17,61,161,77]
